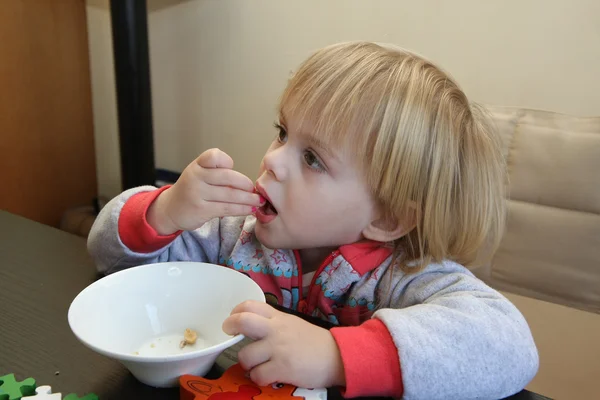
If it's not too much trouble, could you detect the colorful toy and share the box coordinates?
[20,386,98,400]
[180,364,327,400]
[0,374,36,400]
[63,394,98,400]
[21,386,60,400]
[0,375,97,400]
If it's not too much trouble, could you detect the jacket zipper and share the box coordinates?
[293,250,303,302]
[305,250,340,312]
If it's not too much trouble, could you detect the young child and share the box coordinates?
[88,42,539,399]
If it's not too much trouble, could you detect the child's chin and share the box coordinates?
[254,225,278,249]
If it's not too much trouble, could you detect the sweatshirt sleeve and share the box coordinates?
[372,262,539,400]
[87,186,223,274]
[117,185,182,253]
[330,319,404,398]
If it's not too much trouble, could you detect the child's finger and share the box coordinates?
[195,148,234,169]
[249,361,281,387]
[237,340,272,371]
[222,311,271,339]
[230,300,276,318]
[204,187,263,207]
[202,168,255,192]
[209,202,254,218]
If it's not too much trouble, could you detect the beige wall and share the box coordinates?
[86,0,600,198]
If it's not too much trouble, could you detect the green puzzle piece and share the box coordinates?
[0,374,36,400]
[64,394,99,400]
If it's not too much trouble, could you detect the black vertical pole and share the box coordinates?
[110,0,155,190]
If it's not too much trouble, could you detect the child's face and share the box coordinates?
[254,113,378,250]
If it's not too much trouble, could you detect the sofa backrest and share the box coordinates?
[472,106,600,314]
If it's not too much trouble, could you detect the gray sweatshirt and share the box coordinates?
[88,186,539,399]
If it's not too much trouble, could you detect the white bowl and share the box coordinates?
[68,262,265,387]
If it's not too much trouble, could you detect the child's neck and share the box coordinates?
[298,247,337,274]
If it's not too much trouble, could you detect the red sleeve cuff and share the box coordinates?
[118,185,182,253]
[330,318,403,398]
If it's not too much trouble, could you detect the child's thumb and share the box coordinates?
[196,148,234,169]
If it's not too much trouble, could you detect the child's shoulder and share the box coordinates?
[401,259,495,296]
[381,259,496,307]
[419,259,475,276]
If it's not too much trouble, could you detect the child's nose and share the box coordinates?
[262,148,287,181]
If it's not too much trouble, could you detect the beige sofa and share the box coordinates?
[474,106,600,399]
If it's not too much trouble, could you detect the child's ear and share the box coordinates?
[362,206,417,243]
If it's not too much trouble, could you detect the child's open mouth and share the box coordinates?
[259,199,278,216]
[254,186,278,224]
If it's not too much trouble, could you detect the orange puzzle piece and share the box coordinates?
[180,364,326,400]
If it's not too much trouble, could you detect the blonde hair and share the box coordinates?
[279,42,506,272]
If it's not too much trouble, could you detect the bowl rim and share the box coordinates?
[68,261,265,363]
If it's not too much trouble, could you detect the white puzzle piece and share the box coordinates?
[22,385,62,400]
[293,387,328,400]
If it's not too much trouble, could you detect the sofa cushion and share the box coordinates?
[474,106,600,314]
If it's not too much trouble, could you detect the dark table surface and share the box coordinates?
[0,211,551,400]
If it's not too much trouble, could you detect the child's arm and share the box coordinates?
[87,185,223,274]
[87,149,262,274]
[331,263,539,399]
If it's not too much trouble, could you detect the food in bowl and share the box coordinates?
[180,328,198,349]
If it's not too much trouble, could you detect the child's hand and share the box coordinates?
[222,300,346,389]
[148,148,263,234]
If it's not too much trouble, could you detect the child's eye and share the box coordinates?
[274,123,288,144]
[303,150,324,172]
